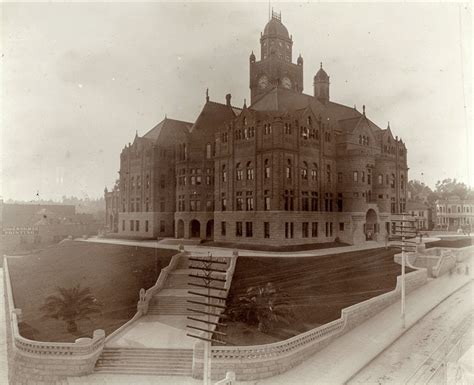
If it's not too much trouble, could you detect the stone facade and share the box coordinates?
[106,13,409,245]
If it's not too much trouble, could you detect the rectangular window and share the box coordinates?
[302,222,309,238]
[353,171,358,182]
[236,222,243,237]
[122,220,125,231]
[136,220,140,232]
[311,222,318,237]
[221,221,226,236]
[325,222,329,237]
[264,222,270,238]
[245,222,253,237]
[236,197,243,211]
[339,222,344,231]
[302,192,309,211]
[246,197,254,211]
[130,220,134,231]
[160,200,165,212]
[264,196,271,211]
[330,222,333,237]
[222,198,227,211]
[285,222,294,238]
[338,172,343,183]
[145,220,149,232]
[160,220,165,233]
[311,192,318,211]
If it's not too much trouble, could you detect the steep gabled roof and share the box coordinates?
[143,118,192,141]
[190,101,237,133]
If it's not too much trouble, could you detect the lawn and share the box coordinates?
[425,236,473,249]
[7,240,176,342]
[222,247,408,346]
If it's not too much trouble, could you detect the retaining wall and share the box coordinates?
[193,267,428,381]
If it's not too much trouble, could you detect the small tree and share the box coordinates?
[229,283,293,333]
[40,285,102,333]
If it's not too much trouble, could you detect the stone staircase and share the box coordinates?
[95,347,193,376]
[94,254,232,377]
[147,255,228,316]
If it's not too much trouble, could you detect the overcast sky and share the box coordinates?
[1,1,472,201]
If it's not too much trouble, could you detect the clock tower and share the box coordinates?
[249,11,304,104]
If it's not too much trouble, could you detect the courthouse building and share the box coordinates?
[105,12,409,245]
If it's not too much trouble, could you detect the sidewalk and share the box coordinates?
[82,237,395,258]
[239,258,473,385]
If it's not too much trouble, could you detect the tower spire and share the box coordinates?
[206,88,209,102]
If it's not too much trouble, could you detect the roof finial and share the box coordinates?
[354,104,357,110]
[243,98,247,108]
[362,105,366,116]
[206,88,209,102]
[320,62,323,69]
[135,129,138,137]
[387,121,390,129]
[165,113,167,119]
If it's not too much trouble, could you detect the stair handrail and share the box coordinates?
[104,251,186,343]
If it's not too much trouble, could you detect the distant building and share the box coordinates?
[435,196,474,231]
[105,13,409,245]
[406,201,431,230]
[0,200,100,252]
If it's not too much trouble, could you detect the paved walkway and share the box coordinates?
[0,269,10,385]
[82,236,421,258]
[239,257,473,385]
[105,315,197,349]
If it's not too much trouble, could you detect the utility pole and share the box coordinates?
[186,253,227,385]
[392,212,417,329]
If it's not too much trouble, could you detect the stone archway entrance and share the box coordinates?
[365,209,378,240]
[190,220,201,238]
[177,219,184,238]
[206,220,214,240]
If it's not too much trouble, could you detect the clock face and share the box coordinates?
[258,75,269,90]
[282,77,292,89]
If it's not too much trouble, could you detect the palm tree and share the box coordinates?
[229,282,293,333]
[40,285,102,333]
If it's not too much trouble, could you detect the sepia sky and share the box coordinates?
[1,1,472,201]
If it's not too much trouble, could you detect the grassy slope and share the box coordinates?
[7,240,175,342]
[224,247,408,345]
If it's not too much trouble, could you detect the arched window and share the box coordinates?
[311,163,318,181]
[301,161,308,180]
[359,135,362,144]
[391,173,395,188]
[264,159,271,179]
[307,116,312,125]
[401,174,405,190]
[286,159,292,179]
[367,137,370,146]
[301,126,308,139]
[205,143,212,159]
[378,174,383,185]
[235,162,243,181]
[326,164,331,183]
[246,161,254,180]
[243,117,247,126]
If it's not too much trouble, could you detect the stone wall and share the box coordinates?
[193,267,428,381]
[3,257,105,385]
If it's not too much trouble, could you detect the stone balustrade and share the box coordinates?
[3,257,106,385]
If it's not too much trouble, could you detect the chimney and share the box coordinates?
[225,94,231,106]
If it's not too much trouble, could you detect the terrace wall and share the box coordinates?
[3,257,105,385]
[193,267,428,380]
[3,251,185,384]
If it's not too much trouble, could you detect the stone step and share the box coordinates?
[100,351,193,359]
[94,368,192,376]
